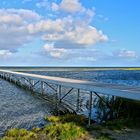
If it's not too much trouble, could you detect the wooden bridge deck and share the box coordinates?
[0,69,140,101]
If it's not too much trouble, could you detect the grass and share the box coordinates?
[45,114,87,125]
[102,118,140,130]
[43,114,88,140]
[1,114,140,140]
[1,128,37,140]
[43,122,87,140]
[97,133,115,140]
[1,115,88,140]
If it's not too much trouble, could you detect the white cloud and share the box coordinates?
[27,19,65,34]
[51,0,95,23]
[115,49,137,58]
[36,0,50,9]
[44,43,68,58]
[0,50,12,58]
[77,56,96,61]
[31,0,107,50]
[0,3,108,60]
[4,9,41,21]
[0,9,41,51]
[36,0,86,14]
[43,44,103,61]
[28,17,108,48]
[0,13,22,25]
[42,22,108,47]
[68,49,104,61]
[52,0,85,13]
[51,2,59,11]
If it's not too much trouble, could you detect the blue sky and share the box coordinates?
[0,0,139,66]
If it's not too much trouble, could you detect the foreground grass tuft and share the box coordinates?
[97,133,115,140]
[45,114,87,125]
[1,128,37,140]
[43,122,87,140]
[44,115,87,140]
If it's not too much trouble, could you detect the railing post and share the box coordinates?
[31,79,34,92]
[14,78,17,84]
[88,91,93,126]
[57,85,61,103]
[5,74,7,80]
[18,79,21,86]
[41,81,45,95]
[56,85,61,115]
[9,75,11,82]
[76,89,80,112]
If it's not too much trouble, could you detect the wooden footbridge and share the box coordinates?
[0,69,140,125]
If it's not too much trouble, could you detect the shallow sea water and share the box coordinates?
[0,79,52,136]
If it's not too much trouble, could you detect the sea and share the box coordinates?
[0,67,140,136]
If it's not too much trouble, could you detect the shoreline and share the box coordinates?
[0,67,140,72]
